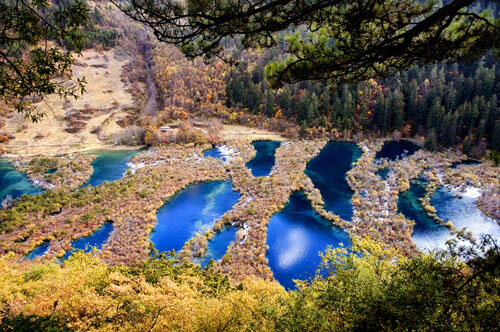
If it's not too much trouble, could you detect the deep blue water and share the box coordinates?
[246,140,281,176]
[24,241,50,260]
[431,188,500,242]
[266,192,351,289]
[305,141,362,221]
[201,226,237,266]
[63,223,114,259]
[376,168,390,180]
[82,149,142,187]
[375,140,420,161]
[450,159,481,169]
[203,146,229,162]
[0,159,43,204]
[151,180,241,254]
[398,180,451,251]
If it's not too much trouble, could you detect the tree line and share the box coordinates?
[226,51,500,155]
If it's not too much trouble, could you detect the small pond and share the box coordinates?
[245,140,281,176]
[376,168,390,180]
[151,180,240,253]
[305,141,362,221]
[0,159,43,204]
[450,158,481,169]
[375,140,420,161]
[63,223,114,260]
[203,146,233,162]
[201,226,237,267]
[266,192,351,290]
[24,241,50,260]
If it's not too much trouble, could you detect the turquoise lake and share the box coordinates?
[246,140,281,176]
[266,192,351,289]
[398,180,500,251]
[305,141,362,221]
[0,159,43,205]
[82,149,142,187]
[151,180,240,254]
[430,187,500,243]
[1,149,142,205]
[5,140,499,288]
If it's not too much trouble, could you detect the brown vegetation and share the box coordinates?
[13,154,96,191]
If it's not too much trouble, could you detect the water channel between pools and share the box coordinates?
[245,140,281,176]
[4,141,499,289]
[305,141,362,221]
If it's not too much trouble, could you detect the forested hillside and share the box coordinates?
[0,0,499,331]
[227,54,500,154]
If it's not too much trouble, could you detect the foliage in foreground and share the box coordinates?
[0,238,498,331]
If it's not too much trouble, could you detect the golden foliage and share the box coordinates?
[0,253,287,331]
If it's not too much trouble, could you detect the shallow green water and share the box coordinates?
[82,149,143,187]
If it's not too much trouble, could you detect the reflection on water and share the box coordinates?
[266,192,351,289]
[151,180,240,253]
[431,187,500,242]
[398,180,452,251]
[399,180,500,251]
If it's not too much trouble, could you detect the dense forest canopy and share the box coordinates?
[121,0,500,87]
[2,0,500,121]
[225,48,500,156]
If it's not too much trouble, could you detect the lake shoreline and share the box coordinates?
[0,131,498,286]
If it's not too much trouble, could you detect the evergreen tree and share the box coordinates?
[320,88,331,113]
[264,91,274,117]
[492,120,500,151]
[279,88,292,116]
[392,89,405,129]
